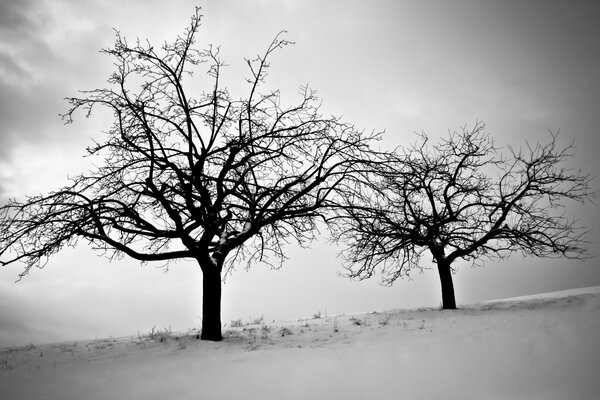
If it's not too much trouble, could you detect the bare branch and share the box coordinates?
[1,9,382,283]
[331,121,594,296]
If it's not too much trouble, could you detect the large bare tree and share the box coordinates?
[332,122,593,309]
[0,9,380,340]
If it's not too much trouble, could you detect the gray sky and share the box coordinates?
[1,0,599,347]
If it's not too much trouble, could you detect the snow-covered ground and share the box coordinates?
[1,286,599,399]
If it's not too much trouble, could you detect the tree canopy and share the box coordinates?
[0,8,381,340]
[332,122,593,308]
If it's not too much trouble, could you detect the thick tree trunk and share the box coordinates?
[437,259,457,310]
[200,262,223,341]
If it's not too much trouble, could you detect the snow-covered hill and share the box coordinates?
[2,286,599,399]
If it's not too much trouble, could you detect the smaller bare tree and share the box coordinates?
[332,121,594,309]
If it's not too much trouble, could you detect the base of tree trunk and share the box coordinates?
[437,260,457,310]
[200,329,223,341]
[441,303,457,310]
[200,265,223,341]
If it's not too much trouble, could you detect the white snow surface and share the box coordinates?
[1,286,599,399]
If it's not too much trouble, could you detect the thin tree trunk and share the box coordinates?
[200,261,223,341]
[437,259,457,310]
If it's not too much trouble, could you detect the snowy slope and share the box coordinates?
[1,286,599,399]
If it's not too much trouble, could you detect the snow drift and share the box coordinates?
[1,286,599,399]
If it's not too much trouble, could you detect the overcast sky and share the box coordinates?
[1,0,599,347]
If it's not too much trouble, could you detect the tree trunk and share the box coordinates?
[200,261,223,341]
[437,259,457,310]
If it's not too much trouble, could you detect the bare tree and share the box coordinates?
[0,9,380,340]
[332,121,593,309]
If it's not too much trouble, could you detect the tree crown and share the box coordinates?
[0,8,381,278]
[333,121,594,284]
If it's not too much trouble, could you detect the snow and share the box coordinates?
[2,286,599,399]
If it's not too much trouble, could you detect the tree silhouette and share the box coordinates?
[332,122,593,309]
[0,9,380,340]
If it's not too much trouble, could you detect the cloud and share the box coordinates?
[0,1,58,156]
[0,0,106,163]
[0,0,44,36]
[0,49,31,83]
[0,0,54,66]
